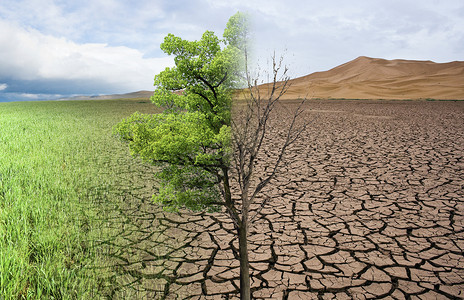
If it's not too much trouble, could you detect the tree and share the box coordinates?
[114,12,306,299]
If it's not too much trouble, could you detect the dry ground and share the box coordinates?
[95,100,464,299]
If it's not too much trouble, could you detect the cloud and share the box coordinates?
[0,83,7,91]
[0,0,216,58]
[1,0,463,101]
[0,18,173,96]
[205,0,464,76]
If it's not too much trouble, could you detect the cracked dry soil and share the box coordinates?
[93,100,464,299]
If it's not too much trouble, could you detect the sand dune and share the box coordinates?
[68,57,463,101]
[271,56,464,100]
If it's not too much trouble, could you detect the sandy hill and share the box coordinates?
[277,56,464,100]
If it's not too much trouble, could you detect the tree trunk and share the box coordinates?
[238,219,251,300]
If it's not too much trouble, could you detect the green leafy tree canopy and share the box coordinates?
[114,12,246,212]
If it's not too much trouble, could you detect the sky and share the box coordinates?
[0,0,463,102]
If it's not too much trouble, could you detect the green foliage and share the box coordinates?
[115,111,230,166]
[224,11,250,52]
[153,165,221,212]
[151,31,235,129]
[224,12,251,87]
[115,12,247,212]
[114,110,231,211]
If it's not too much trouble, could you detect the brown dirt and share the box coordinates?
[94,99,464,299]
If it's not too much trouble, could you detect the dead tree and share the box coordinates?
[225,53,308,299]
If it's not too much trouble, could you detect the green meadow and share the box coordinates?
[0,99,159,298]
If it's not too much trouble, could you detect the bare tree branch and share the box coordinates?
[231,52,310,226]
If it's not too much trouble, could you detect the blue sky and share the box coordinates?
[0,0,463,101]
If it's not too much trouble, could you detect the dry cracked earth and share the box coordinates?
[92,100,464,299]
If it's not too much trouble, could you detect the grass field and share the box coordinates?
[0,99,159,298]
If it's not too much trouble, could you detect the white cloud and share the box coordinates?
[0,83,7,91]
[0,19,173,93]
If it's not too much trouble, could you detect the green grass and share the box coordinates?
[0,99,159,299]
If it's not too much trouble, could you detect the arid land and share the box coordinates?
[95,99,464,299]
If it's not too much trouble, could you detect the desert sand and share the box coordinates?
[263,56,464,100]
